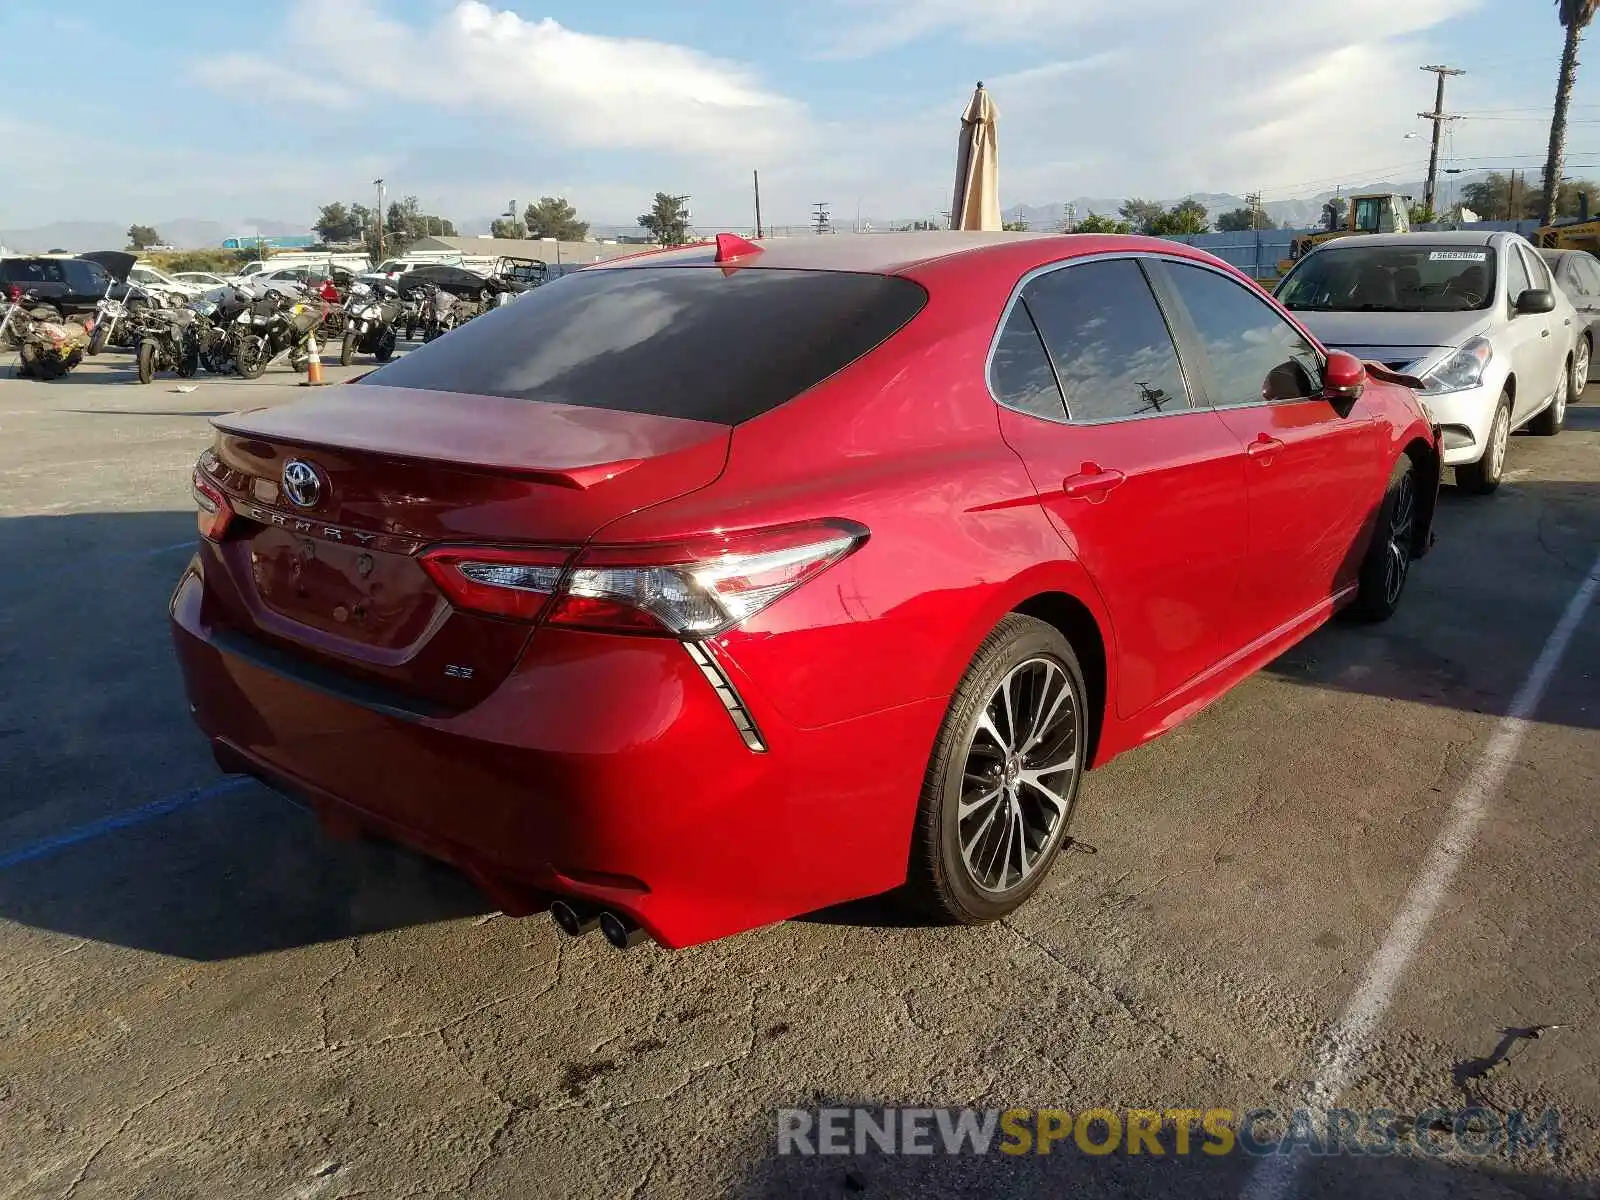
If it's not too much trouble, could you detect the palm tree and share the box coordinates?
[1541,0,1600,224]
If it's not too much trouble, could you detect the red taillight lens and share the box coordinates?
[417,545,572,621]
[550,520,868,637]
[416,521,868,637]
[192,468,233,542]
[5,285,20,302]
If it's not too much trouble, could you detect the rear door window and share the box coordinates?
[362,267,929,424]
[1577,256,1600,298]
[1017,258,1192,422]
[990,305,1066,420]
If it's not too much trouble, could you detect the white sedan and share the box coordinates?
[1276,230,1579,494]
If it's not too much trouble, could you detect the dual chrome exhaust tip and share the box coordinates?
[549,898,649,950]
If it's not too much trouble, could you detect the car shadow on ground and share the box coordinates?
[1263,479,1599,733]
[0,509,491,961]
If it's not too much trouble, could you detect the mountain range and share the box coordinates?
[2,172,1494,251]
[0,217,309,253]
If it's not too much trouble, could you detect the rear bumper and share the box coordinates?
[169,564,941,948]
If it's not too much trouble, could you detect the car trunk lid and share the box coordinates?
[200,384,729,709]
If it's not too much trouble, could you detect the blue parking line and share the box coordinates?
[0,777,254,871]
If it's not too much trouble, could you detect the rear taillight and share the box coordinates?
[419,521,868,638]
[192,468,233,542]
[418,545,572,621]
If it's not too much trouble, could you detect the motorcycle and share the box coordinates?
[133,306,201,384]
[339,281,400,365]
[418,284,460,343]
[231,289,327,379]
[2,289,91,380]
[79,251,151,355]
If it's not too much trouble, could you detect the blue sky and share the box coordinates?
[0,0,1594,234]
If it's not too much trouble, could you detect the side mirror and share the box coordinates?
[1515,288,1556,315]
[1321,351,1367,415]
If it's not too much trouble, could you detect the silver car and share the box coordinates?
[1275,231,1579,494]
[1538,247,1599,383]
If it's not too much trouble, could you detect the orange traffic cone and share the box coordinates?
[302,335,325,387]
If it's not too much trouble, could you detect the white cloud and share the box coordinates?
[190,54,356,108]
[204,0,809,161]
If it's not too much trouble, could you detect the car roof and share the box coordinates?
[586,230,1228,278]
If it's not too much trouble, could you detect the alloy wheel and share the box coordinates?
[1575,340,1590,403]
[957,657,1081,894]
[1383,471,1416,605]
[1489,407,1509,481]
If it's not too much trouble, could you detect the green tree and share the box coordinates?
[1407,202,1436,226]
[1321,196,1349,231]
[638,193,691,246]
[1073,212,1132,234]
[314,202,362,244]
[523,196,589,241]
[1148,199,1209,235]
[1118,198,1165,234]
[1460,173,1546,220]
[127,224,160,250]
[1541,0,1600,224]
[490,218,527,239]
[1215,207,1275,232]
[1002,219,1030,231]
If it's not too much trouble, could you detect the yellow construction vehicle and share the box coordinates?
[1534,198,1600,252]
[1275,192,1412,277]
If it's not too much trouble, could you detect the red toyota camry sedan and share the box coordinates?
[171,232,1441,950]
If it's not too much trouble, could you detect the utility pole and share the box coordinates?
[1063,203,1076,233]
[1418,65,1464,217]
[753,170,763,239]
[812,202,831,235]
[1245,191,1263,230]
[373,177,386,261]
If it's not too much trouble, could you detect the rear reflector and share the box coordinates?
[417,520,868,638]
[192,468,233,542]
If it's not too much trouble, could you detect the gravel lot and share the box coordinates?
[1,352,1597,1200]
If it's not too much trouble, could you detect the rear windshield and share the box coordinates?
[1277,244,1498,313]
[359,266,929,424]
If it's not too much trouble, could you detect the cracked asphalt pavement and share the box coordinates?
[1,358,1597,1199]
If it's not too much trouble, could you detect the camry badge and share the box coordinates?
[282,459,322,509]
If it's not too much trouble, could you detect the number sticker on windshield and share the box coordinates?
[1428,251,1490,262]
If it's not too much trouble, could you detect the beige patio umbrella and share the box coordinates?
[951,82,1001,231]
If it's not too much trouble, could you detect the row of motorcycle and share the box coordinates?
[2,268,515,384]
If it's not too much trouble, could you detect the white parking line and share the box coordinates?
[1242,547,1600,1200]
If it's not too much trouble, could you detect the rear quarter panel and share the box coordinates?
[592,267,1121,733]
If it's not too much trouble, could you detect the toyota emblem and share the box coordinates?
[282,459,322,509]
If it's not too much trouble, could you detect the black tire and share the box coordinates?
[36,350,64,381]
[136,340,157,385]
[235,335,268,380]
[1456,391,1511,495]
[1348,457,1417,623]
[1530,357,1570,437]
[340,334,357,367]
[17,342,38,378]
[88,324,108,356]
[373,327,396,362]
[177,339,200,378]
[904,614,1088,925]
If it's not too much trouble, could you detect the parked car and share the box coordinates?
[170,271,233,290]
[1276,231,1578,494]
[1538,247,1599,383]
[0,255,125,319]
[172,232,1440,951]
[128,263,208,303]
